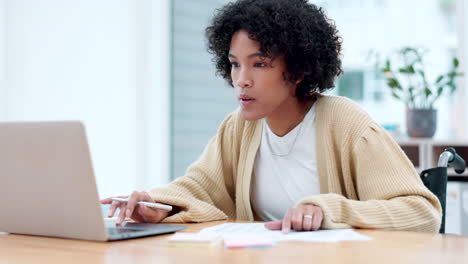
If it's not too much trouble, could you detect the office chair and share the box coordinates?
[419,147,466,234]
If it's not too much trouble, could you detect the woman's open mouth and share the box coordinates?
[239,95,256,106]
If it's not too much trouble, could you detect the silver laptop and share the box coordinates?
[0,121,185,241]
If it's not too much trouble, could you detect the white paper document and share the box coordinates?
[199,223,371,242]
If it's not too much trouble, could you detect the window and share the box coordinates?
[171,0,236,179]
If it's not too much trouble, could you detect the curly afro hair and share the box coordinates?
[205,0,343,100]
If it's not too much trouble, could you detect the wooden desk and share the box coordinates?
[1,221,468,264]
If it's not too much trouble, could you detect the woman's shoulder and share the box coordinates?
[316,95,374,124]
[317,94,367,112]
[315,95,380,143]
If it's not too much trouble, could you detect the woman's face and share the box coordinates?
[229,30,298,121]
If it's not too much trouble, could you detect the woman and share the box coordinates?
[102,0,441,233]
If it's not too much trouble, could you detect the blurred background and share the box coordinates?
[0,0,466,200]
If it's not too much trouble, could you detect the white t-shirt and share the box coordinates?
[251,103,319,221]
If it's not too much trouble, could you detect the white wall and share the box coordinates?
[1,0,170,198]
[460,0,468,139]
[0,0,6,120]
[136,0,171,190]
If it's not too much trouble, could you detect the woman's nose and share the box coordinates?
[236,69,253,88]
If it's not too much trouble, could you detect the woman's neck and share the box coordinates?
[266,97,316,137]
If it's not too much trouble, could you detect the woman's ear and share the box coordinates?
[295,74,304,84]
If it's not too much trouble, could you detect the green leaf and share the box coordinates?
[437,86,443,96]
[453,57,459,68]
[425,88,432,97]
[398,65,415,74]
[391,91,401,100]
[447,81,456,93]
[387,78,402,90]
[435,75,444,84]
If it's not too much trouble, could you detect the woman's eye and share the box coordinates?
[254,62,266,67]
[230,62,240,68]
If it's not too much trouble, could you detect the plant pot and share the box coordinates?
[406,108,437,138]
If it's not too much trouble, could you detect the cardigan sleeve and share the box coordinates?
[147,113,238,223]
[297,122,442,232]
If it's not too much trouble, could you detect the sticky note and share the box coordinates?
[167,232,223,247]
[224,238,274,249]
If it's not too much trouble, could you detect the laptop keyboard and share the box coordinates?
[105,223,186,240]
[107,227,144,234]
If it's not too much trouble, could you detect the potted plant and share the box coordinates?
[377,47,463,138]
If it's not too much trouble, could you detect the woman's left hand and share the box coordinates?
[264,204,323,234]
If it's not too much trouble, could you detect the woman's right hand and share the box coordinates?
[100,191,170,225]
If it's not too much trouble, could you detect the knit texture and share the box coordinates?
[148,95,442,232]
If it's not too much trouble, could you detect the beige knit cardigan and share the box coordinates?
[149,95,442,232]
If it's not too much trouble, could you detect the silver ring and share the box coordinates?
[304,215,313,219]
